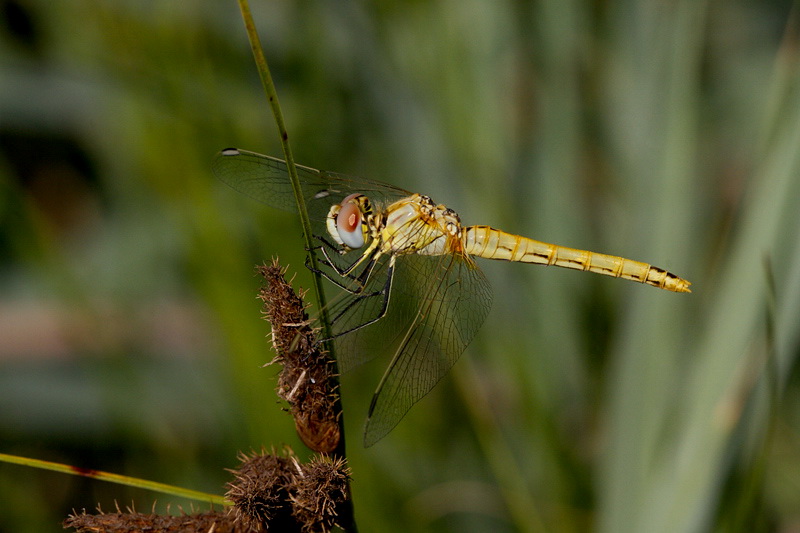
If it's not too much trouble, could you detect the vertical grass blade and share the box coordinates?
[235,0,334,345]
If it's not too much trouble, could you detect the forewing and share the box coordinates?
[212,148,412,223]
[359,251,493,447]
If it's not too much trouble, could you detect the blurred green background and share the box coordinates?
[2,0,800,531]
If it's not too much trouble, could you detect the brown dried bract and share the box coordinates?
[226,449,351,533]
[225,449,298,531]
[64,509,246,533]
[257,260,341,453]
[291,455,351,533]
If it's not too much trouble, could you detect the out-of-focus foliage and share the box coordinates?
[1,1,799,532]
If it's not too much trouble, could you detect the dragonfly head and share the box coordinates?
[326,193,372,250]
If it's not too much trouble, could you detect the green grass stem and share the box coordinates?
[0,453,227,506]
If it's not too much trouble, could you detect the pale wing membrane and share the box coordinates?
[361,251,493,447]
[212,149,411,223]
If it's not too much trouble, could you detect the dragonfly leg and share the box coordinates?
[307,235,360,274]
[306,235,384,294]
[306,251,371,294]
[308,234,343,255]
[319,258,395,342]
[307,235,348,269]
[310,234,381,278]
[306,253,352,288]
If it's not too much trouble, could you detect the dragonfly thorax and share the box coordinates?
[380,194,464,257]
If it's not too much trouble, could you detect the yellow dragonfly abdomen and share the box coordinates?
[462,225,691,293]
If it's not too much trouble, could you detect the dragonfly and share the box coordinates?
[213,148,691,446]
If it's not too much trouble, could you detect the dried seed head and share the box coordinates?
[64,509,245,533]
[257,260,341,453]
[225,449,298,531]
[292,455,352,533]
[257,260,316,359]
[225,449,350,532]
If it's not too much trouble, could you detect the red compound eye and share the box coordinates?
[336,196,365,248]
[339,202,360,232]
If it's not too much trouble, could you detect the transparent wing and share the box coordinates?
[211,148,412,224]
[354,251,493,447]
